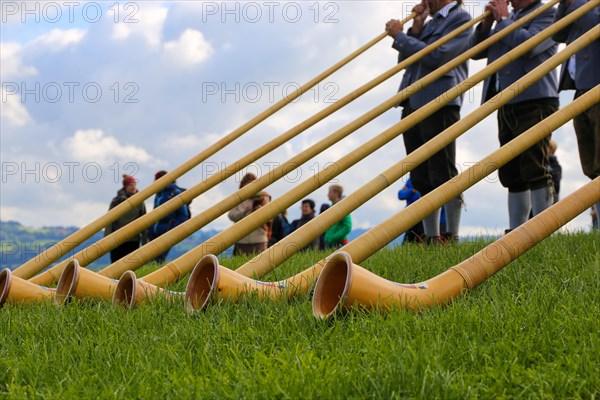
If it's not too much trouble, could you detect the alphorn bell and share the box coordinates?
[112,270,184,308]
[0,268,55,307]
[184,1,597,311]
[51,257,185,307]
[184,254,311,313]
[312,176,600,318]
[54,260,119,304]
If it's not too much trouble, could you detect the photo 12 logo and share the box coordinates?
[200,81,339,104]
[199,161,340,184]
[1,161,140,184]
[1,1,139,24]
[200,1,339,24]
[2,81,140,104]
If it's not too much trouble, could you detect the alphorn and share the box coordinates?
[55,10,486,304]
[118,0,587,308]
[191,85,600,315]
[0,269,55,307]
[11,14,398,282]
[313,131,600,316]
[235,0,595,279]
[185,19,600,312]
[30,13,421,287]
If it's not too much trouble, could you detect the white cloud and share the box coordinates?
[166,133,206,149]
[62,129,156,164]
[163,29,213,66]
[0,42,37,79]
[111,3,168,47]
[30,28,86,50]
[1,87,33,127]
[1,28,86,80]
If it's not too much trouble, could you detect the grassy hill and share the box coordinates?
[0,233,598,398]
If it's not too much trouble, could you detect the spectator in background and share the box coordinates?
[148,170,191,264]
[318,203,330,250]
[291,199,319,250]
[324,184,352,249]
[269,210,292,247]
[398,179,447,244]
[397,179,424,243]
[228,172,272,255]
[547,139,562,203]
[105,174,148,263]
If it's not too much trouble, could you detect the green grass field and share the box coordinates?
[1,233,598,399]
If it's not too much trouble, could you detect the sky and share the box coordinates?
[1,0,596,240]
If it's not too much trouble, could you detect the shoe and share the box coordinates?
[441,232,459,243]
[424,235,445,245]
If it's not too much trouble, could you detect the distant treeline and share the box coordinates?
[0,220,220,271]
[0,220,400,272]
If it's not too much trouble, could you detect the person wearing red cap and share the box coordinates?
[104,174,148,263]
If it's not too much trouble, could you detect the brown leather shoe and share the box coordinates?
[424,235,445,245]
[441,232,459,243]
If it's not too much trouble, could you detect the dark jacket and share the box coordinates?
[291,211,319,250]
[269,213,292,246]
[104,188,148,244]
[470,1,558,104]
[392,3,473,109]
[150,184,191,238]
[553,0,600,91]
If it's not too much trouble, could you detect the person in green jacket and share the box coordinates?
[324,184,352,248]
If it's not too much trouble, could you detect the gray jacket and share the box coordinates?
[553,0,600,91]
[470,1,558,104]
[392,3,473,110]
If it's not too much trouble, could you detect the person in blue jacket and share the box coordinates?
[149,170,191,263]
[398,179,425,243]
[398,179,447,244]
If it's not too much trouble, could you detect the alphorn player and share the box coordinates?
[553,0,600,225]
[385,0,473,244]
[470,0,559,233]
